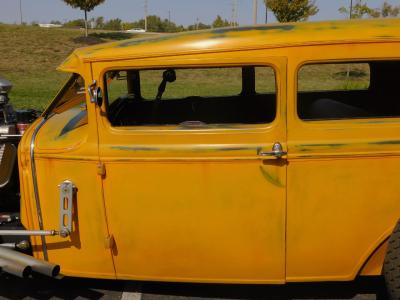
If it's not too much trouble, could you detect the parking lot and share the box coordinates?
[0,275,387,300]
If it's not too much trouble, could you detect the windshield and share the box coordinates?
[43,74,86,118]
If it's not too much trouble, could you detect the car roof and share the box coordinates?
[58,18,400,73]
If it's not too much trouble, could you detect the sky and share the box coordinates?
[0,0,399,26]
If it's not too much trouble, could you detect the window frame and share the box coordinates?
[101,63,280,131]
[295,58,400,124]
[43,73,86,119]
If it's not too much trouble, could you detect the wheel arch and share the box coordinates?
[359,238,389,276]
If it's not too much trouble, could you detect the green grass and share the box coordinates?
[0,24,370,110]
[298,63,370,91]
[107,68,276,103]
[0,24,137,110]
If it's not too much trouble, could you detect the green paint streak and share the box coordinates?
[212,24,295,34]
[356,119,400,124]
[259,166,284,188]
[116,34,177,48]
[111,145,257,153]
[299,143,346,148]
[111,146,160,152]
[219,147,255,152]
[115,24,296,48]
[371,140,400,145]
[376,35,395,39]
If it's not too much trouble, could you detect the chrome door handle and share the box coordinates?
[258,142,287,158]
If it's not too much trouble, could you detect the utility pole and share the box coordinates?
[144,0,148,32]
[265,3,268,23]
[231,1,234,26]
[253,0,258,25]
[349,0,353,19]
[168,9,171,32]
[346,0,353,78]
[19,0,23,25]
[234,0,238,26]
[231,0,238,27]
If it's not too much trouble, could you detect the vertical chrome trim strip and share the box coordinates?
[30,118,48,261]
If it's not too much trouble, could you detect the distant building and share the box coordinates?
[39,24,62,28]
[125,28,146,33]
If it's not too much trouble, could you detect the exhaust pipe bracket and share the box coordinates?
[59,180,76,238]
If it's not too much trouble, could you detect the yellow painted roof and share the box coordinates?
[58,18,400,72]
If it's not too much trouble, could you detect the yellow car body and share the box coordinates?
[17,18,400,283]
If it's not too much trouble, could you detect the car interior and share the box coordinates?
[298,61,400,120]
[105,66,277,126]
[105,61,400,126]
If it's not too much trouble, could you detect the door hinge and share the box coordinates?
[97,162,106,177]
[104,234,115,250]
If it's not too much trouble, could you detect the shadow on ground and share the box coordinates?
[71,32,138,46]
[88,32,138,41]
[0,275,388,300]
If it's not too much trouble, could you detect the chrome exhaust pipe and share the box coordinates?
[0,258,32,278]
[0,247,60,277]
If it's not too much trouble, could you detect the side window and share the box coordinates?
[104,66,276,127]
[52,74,86,114]
[297,61,400,120]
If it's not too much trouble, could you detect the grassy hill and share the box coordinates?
[0,24,135,109]
[0,24,369,110]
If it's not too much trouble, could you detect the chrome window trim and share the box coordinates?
[29,117,49,261]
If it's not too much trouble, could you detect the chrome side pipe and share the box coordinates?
[0,230,58,236]
[0,247,60,277]
[0,257,32,278]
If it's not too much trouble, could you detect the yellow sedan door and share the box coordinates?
[94,54,287,283]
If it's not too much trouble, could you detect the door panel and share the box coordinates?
[27,92,115,278]
[286,44,400,281]
[287,155,400,281]
[95,55,287,283]
[103,158,285,282]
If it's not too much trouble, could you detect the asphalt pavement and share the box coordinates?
[0,275,388,300]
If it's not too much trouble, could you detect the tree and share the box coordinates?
[103,18,122,30]
[122,15,184,33]
[95,16,105,29]
[380,1,400,17]
[338,0,374,19]
[63,18,86,28]
[368,1,400,18]
[339,0,400,19]
[264,0,319,22]
[187,22,211,31]
[62,0,105,36]
[212,15,231,28]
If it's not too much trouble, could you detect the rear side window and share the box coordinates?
[104,66,276,127]
[297,61,400,120]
